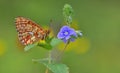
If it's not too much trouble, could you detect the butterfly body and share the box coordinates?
[15,17,50,45]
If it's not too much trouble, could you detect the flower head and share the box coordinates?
[57,26,77,43]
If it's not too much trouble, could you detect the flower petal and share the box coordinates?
[63,38,67,43]
[66,35,71,40]
[70,38,75,42]
[57,25,78,43]
[70,28,77,37]
[60,26,70,31]
[72,32,77,37]
[57,32,65,39]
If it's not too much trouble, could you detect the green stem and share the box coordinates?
[45,51,51,73]
[48,51,51,64]
[57,40,69,60]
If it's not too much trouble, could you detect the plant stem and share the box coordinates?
[45,68,49,73]
[45,51,51,73]
[57,40,69,60]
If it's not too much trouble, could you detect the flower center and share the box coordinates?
[64,31,69,35]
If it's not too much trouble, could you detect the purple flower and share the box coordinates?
[57,26,77,43]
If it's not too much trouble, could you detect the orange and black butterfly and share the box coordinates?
[15,17,50,45]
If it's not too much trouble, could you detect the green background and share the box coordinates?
[0,0,120,73]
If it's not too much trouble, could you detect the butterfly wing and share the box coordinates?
[15,17,49,45]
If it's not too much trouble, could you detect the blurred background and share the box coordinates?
[0,0,120,73]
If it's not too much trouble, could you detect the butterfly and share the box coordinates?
[15,17,50,46]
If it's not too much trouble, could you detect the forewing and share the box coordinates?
[15,17,45,45]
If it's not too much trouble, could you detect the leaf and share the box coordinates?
[32,58,49,63]
[24,43,37,52]
[40,59,69,73]
[37,38,62,50]
[50,38,62,47]
[38,43,52,50]
[45,36,54,43]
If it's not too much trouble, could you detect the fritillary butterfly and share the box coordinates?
[15,17,50,45]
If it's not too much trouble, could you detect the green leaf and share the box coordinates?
[38,43,52,50]
[45,37,54,43]
[40,59,69,73]
[24,43,37,52]
[50,38,62,47]
[37,38,62,50]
